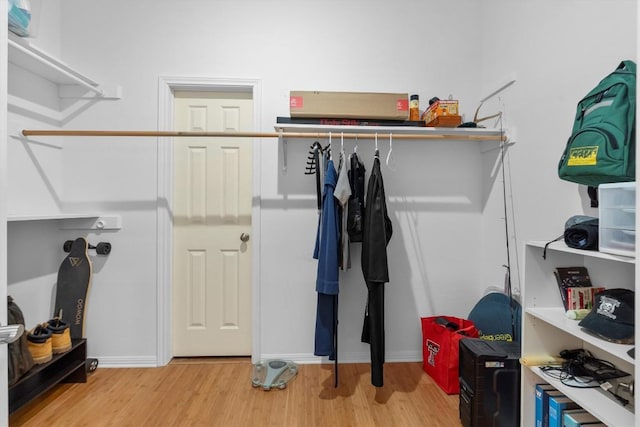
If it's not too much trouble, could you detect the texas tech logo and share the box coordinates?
[426,339,440,366]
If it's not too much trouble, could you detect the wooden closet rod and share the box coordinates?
[21,129,506,141]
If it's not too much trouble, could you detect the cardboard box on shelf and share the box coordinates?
[289,91,409,120]
[425,115,462,128]
[422,100,459,125]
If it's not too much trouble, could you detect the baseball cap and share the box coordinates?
[578,288,634,344]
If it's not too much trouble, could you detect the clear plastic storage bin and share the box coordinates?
[599,182,636,257]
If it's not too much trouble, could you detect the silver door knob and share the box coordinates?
[0,324,24,344]
[240,233,250,242]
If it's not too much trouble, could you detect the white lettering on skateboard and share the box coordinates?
[75,298,84,325]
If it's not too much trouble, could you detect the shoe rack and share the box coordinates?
[9,339,87,414]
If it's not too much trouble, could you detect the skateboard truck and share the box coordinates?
[63,240,111,255]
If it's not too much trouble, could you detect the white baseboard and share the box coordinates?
[91,350,423,368]
[92,355,158,368]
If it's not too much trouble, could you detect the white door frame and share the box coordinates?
[157,76,262,366]
[0,0,9,421]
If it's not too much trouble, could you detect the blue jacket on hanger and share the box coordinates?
[314,159,340,358]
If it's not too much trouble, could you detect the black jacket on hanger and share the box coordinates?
[347,152,366,242]
[360,150,392,387]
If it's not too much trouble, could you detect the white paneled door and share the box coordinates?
[172,91,253,356]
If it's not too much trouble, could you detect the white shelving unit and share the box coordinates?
[8,214,122,230]
[8,31,120,130]
[8,32,121,99]
[8,33,100,91]
[521,240,636,427]
[7,33,121,223]
[7,213,101,222]
[4,30,122,416]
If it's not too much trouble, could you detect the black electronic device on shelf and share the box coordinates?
[458,338,521,427]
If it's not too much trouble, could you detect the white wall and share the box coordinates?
[479,0,638,294]
[7,0,637,366]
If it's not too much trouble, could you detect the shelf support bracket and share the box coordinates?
[279,129,287,172]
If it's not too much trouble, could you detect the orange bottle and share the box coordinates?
[409,94,420,121]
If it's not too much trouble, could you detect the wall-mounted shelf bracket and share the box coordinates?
[279,130,287,171]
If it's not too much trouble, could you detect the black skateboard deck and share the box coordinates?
[54,237,92,339]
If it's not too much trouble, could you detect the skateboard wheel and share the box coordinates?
[63,240,74,253]
[95,242,111,255]
[87,358,99,374]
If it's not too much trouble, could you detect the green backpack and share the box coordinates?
[558,60,636,188]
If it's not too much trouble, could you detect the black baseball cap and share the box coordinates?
[579,288,635,344]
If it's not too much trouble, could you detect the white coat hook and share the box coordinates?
[354,135,358,153]
[340,132,344,153]
[386,133,395,170]
[375,133,378,151]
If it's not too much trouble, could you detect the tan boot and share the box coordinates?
[27,324,52,364]
[46,317,71,354]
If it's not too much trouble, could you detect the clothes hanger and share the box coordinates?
[374,133,379,157]
[304,141,323,212]
[386,133,395,170]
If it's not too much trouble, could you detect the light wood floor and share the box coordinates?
[9,359,462,427]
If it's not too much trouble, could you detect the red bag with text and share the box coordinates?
[421,316,479,394]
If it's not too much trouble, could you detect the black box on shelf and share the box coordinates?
[458,338,521,427]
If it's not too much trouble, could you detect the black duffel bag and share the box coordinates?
[543,216,599,259]
[564,216,599,250]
